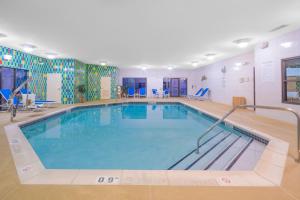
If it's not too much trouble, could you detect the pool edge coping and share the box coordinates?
[4,100,288,186]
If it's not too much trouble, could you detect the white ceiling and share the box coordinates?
[0,0,300,69]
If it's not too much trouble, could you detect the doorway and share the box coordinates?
[163,78,187,97]
[47,73,62,103]
[170,78,180,97]
[101,77,111,99]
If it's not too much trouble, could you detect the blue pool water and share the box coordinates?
[21,103,266,170]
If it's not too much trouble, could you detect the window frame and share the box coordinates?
[163,77,188,97]
[122,77,147,94]
[281,56,300,105]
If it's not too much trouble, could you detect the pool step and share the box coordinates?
[168,129,226,170]
[205,137,253,170]
[168,131,254,171]
[188,134,240,170]
[228,140,266,170]
[169,131,231,170]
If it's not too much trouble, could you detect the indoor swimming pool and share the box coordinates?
[20,103,267,170]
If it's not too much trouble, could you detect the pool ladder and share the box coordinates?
[196,105,300,162]
[9,78,32,122]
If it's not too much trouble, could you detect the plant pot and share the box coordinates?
[79,96,85,103]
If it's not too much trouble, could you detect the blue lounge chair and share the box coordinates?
[0,89,22,108]
[20,88,31,94]
[196,88,209,100]
[152,89,159,98]
[163,89,169,98]
[139,88,146,97]
[188,88,203,99]
[20,89,56,106]
[127,87,135,98]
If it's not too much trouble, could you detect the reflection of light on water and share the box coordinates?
[100,107,111,125]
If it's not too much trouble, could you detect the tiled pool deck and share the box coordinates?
[1,98,300,200]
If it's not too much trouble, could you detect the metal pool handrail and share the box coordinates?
[196,105,300,162]
[9,78,32,122]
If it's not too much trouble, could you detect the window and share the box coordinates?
[15,69,28,88]
[122,78,147,94]
[0,66,28,105]
[282,57,300,104]
[0,67,14,90]
[163,77,187,97]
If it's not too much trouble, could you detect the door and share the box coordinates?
[170,78,180,97]
[101,77,111,99]
[47,73,62,103]
[179,78,187,96]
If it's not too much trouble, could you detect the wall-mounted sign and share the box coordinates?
[261,61,275,82]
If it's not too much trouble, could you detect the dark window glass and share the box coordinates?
[163,77,187,97]
[0,67,29,106]
[0,67,14,90]
[163,78,170,91]
[180,78,187,96]
[282,57,300,104]
[122,78,147,94]
[15,69,28,88]
[170,78,180,97]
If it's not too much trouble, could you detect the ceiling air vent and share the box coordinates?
[269,24,289,32]
[260,41,269,49]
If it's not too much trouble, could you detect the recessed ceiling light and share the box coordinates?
[191,61,199,67]
[235,62,242,66]
[280,42,292,48]
[4,54,12,60]
[21,44,36,53]
[233,38,252,48]
[167,66,173,70]
[46,53,57,59]
[205,54,216,60]
[100,61,108,66]
[0,33,7,39]
[238,42,249,48]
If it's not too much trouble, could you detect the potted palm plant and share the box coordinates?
[77,84,86,103]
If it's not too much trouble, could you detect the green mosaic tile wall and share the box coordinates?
[49,59,75,104]
[86,64,118,101]
[0,45,118,104]
[74,60,87,103]
[0,46,49,100]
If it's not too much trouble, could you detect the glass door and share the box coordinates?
[180,78,187,96]
[163,77,187,97]
[170,78,180,97]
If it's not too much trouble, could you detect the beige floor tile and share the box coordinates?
[143,171,169,185]
[255,159,285,186]
[0,99,300,200]
[72,170,122,185]
[121,170,145,185]
[24,170,79,185]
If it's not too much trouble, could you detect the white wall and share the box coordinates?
[191,52,255,105]
[118,28,300,124]
[118,69,195,96]
[255,28,300,123]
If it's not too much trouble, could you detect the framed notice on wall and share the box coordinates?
[261,61,275,82]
